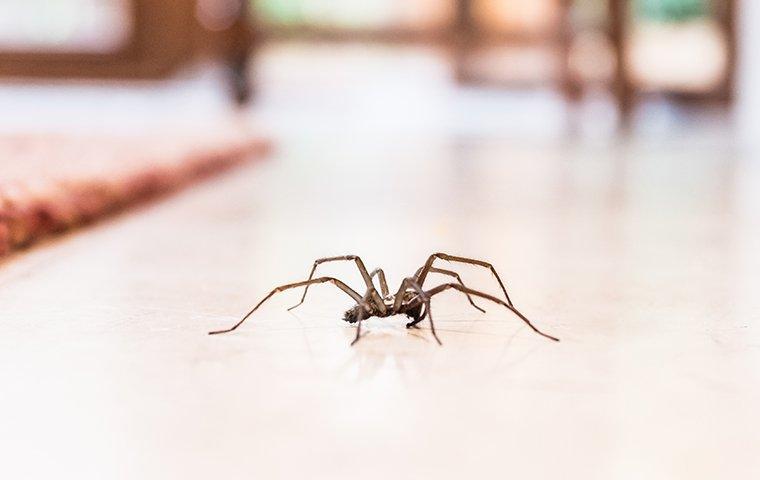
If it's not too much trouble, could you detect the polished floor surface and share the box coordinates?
[1,45,759,479]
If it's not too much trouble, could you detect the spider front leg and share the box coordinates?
[209,277,369,335]
[350,289,376,346]
[393,277,441,345]
[416,253,515,307]
[288,255,385,313]
[423,283,559,342]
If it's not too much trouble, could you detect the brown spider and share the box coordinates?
[209,253,559,345]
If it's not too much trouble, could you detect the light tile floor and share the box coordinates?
[1,44,758,479]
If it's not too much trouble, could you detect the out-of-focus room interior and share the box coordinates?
[0,0,748,134]
[1,2,759,480]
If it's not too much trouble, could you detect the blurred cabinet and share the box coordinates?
[596,0,735,119]
[0,0,253,103]
[452,0,572,88]
[0,1,736,116]
[621,0,736,104]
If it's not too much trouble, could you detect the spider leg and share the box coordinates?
[209,277,368,335]
[369,268,389,297]
[404,304,430,328]
[415,253,515,307]
[350,289,375,346]
[413,266,486,313]
[287,255,385,313]
[423,283,559,342]
[392,277,441,345]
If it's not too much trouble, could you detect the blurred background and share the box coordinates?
[2,4,760,479]
[0,0,755,139]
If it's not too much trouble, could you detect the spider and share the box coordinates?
[209,253,559,345]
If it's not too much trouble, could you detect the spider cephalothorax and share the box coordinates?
[210,253,559,346]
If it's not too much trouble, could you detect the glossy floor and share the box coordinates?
[2,42,760,479]
[1,130,759,479]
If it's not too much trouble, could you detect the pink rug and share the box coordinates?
[0,130,270,257]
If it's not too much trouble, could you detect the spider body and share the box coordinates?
[342,291,423,325]
[210,253,559,345]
